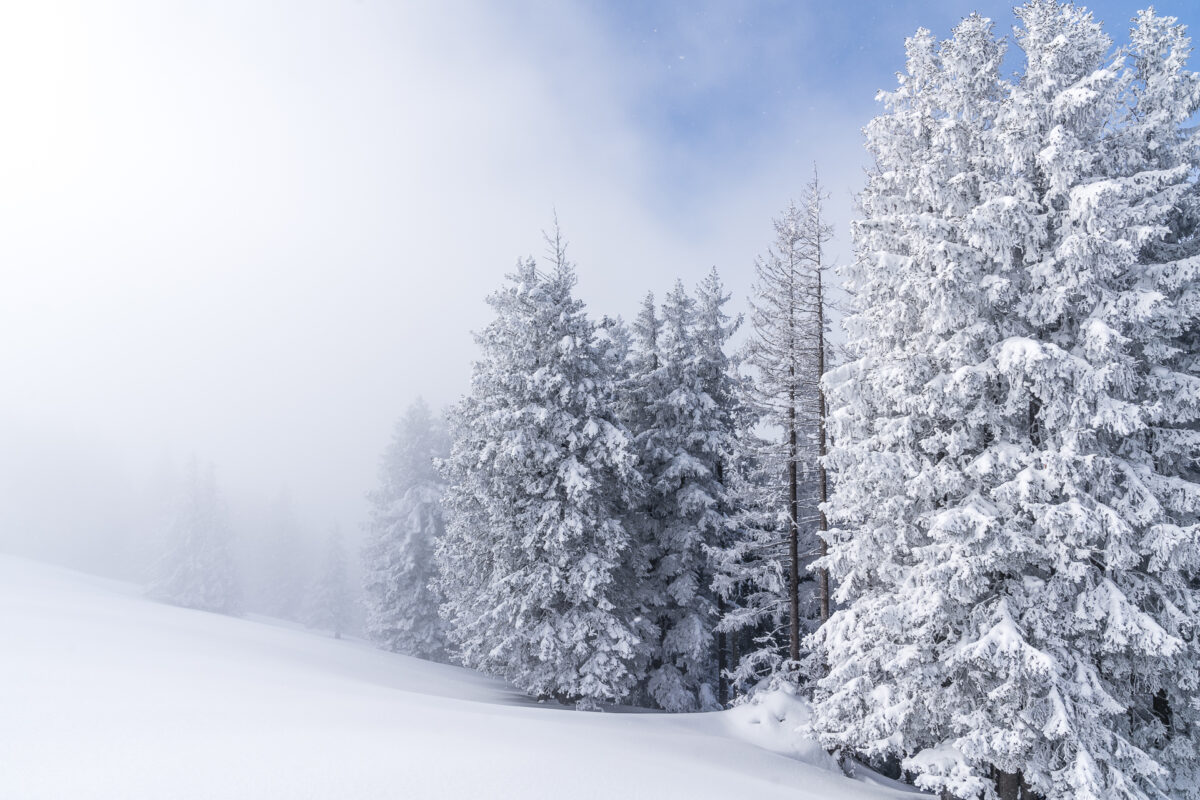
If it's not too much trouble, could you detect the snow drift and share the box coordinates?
[0,555,918,799]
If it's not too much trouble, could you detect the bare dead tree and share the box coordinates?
[799,169,834,624]
[745,166,835,664]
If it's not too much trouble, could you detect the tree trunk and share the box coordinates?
[729,625,740,697]
[788,381,801,663]
[995,769,1022,800]
[1153,688,1172,736]
[716,596,728,706]
[815,248,830,624]
[1028,396,1042,448]
[714,457,729,705]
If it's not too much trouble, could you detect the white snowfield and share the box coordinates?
[0,555,919,799]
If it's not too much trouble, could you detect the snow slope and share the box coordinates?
[0,555,919,799]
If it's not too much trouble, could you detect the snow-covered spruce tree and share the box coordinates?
[308,528,351,639]
[149,458,240,615]
[707,404,791,698]
[691,268,752,706]
[628,282,715,711]
[939,5,1199,797]
[809,13,1016,798]
[436,227,643,708]
[621,292,663,445]
[615,293,668,708]
[812,6,1200,800]
[1115,10,1200,796]
[362,398,451,660]
[622,273,744,711]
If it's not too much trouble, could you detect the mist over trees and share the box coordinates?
[257,491,307,621]
[362,399,451,660]
[134,453,364,639]
[148,459,240,615]
[307,528,351,639]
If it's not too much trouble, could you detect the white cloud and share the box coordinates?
[0,0,866,562]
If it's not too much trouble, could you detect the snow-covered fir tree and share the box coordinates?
[148,458,240,615]
[947,6,1198,797]
[621,292,663,443]
[691,268,752,705]
[614,293,668,706]
[362,398,451,660]
[436,226,643,708]
[625,283,713,711]
[813,15,1021,797]
[808,14,1009,785]
[1115,10,1200,796]
[308,528,351,639]
[811,6,1200,800]
[707,404,789,698]
[622,272,744,711]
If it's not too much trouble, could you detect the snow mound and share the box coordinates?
[723,688,842,772]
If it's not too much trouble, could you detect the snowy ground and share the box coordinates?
[0,555,920,799]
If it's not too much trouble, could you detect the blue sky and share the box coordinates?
[573,0,1198,219]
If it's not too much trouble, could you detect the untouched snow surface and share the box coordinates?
[0,555,920,799]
